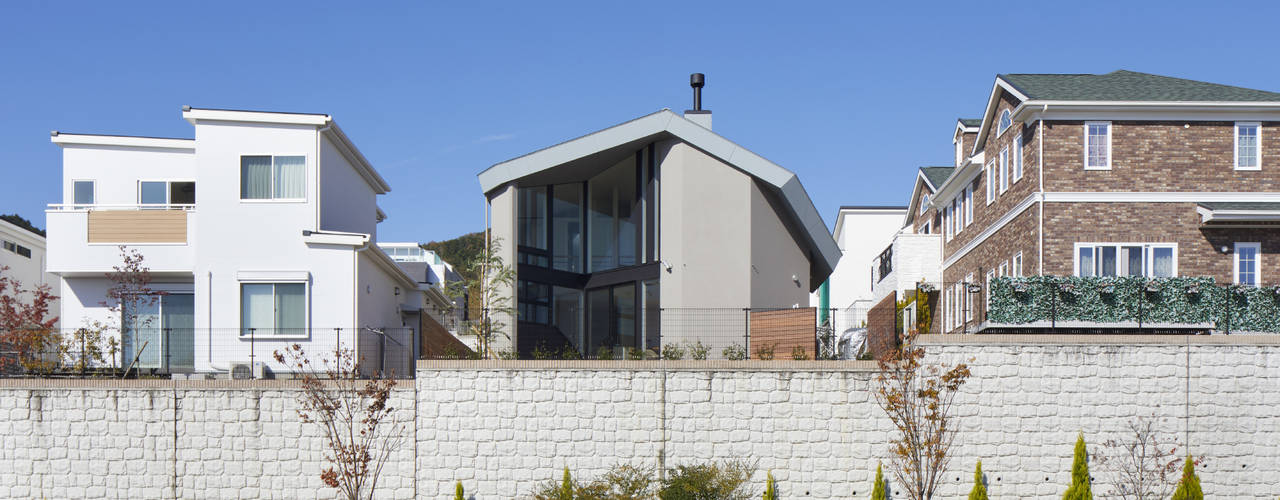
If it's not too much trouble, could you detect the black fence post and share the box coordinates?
[1224,286,1231,335]
[248,327,256,379]
[80,330,86,378]
[742,308,750,359]
[1051,280,1058,333]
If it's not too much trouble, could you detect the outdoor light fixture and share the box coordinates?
[660,260,673,273]
[394,286,401,296]
[967,283,982,294]
[1221,245,1231,254]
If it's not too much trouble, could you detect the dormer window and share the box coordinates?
[997,110,1013,136]
[919,194,929,214]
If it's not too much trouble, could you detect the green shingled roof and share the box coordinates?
[959,118,982,127]
[999,70,1280,102]
[1198,202,1280,211]
[920,166,954,189]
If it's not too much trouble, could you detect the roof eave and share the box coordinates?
[322,122,391,194]
[972,77,1032,155]
[50,132,195,150]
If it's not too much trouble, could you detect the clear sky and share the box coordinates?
[3,1,1279,242]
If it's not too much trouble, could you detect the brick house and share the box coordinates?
[901,70,1280,334]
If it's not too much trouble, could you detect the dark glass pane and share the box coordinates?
[587,288,611,356]
[552,184,582,272]
[614,284,636,350]
[552,287,582,351]
[518,187,547,250]
[1124,246,1143,277]
[1100,246,1117,277]
[589,177,615,271]
[643,280,659,351]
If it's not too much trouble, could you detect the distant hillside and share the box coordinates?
[423,231,485,283]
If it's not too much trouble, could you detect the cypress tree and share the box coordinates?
[454,481,465,500]
[559,467,574,500]
[967,461,988,500]
[1062,433,1093,500]
[870,463,887,500]
[762,471,778,500]
[1170,456,1203,500]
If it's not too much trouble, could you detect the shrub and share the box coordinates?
[762,471,777,500]
[454,481,465,500]
[533,467,576,500]
[722,344,747,361]
[753,343,776,360]
[1063,433,1093,500]
[597,346,615,360]
[790,346,809,360]
[687,341,710,360]
[661,343,686,360]
[968,461,988,500]
[1170,456,1203,500]
[869,463,886,500]
[626,347,645,360]
[534,464,657,500]
[659,459,755,500]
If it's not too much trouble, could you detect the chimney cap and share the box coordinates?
[690,73,705,88]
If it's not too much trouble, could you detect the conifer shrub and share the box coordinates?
[1062,433,1093,500]
[762,471,777,500]
[1170,456,1203,500]
[869,463,886,500]
[454,481,465,500]
[968,461,988,500]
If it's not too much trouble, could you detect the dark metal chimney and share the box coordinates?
[690,73,705,111]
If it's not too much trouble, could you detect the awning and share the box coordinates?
[1196,202,1280,223]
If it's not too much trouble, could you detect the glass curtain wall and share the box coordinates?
[589,161,640,272]
[552,184,582,272]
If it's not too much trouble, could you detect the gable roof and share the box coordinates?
[902,166,954,228]
[920,166,954,190]
[958,118,982,127]
[478,109,840,285]
[1000,70,1280,102]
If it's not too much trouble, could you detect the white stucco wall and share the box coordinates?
[319,135,378,239]
[0,220,58,327]
[0,337,1278,499]
[869,231,943,306]
[817,208,907,311]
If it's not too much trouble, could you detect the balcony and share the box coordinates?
[46,204,196,274]
[985,276,1280,334]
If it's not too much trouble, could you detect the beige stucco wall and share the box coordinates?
[486,184,517,353]
[749,180,810,308]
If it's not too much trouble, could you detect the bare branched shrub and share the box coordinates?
[274,344,405,500]
[1097,416,1194,500]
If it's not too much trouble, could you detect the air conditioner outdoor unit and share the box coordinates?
[229,361,267,380]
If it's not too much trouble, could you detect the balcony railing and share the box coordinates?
[48,203,193,244]
[987,276,1280,333]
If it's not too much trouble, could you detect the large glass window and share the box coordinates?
[643,280,660,351]
[241,155,305,200]
[552,286,583,350]
[1235,242,1261,286]
[517,280,551,324]
[588,161,640,271]
[1084,122,1111,169]
[1236,123,1260,170]
[241,283,306,336]
[552,184,583,272]
[586,283,640,356]
[517,187,549,267]
[1076,243,1177,278]
[140,181,196,206]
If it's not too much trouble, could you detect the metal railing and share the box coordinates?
[47,203,196,211]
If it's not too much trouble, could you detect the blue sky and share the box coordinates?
[3,1,1279,242]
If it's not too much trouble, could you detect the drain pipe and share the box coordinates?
[1037,105,1047,275]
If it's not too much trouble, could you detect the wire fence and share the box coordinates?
[0,327,415,380]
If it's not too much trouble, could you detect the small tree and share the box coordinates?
[274,344,405,500]
[454,481,465,500]
[1097,417,1183,500]
[967,461,988,500]
[869,463,886,500]
[75,246,159,375]
[762,471,777,500]
[447,236,514,359]
[1062,433,1093,500]
[872,331,971,500]
[659,459,756,500]
[1170,457,1203,500]
[0,265,59,374]
[533,467,576,500]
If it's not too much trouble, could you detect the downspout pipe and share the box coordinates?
[1037,104,1046,275]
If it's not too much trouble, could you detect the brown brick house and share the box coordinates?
[906,70,1280,333]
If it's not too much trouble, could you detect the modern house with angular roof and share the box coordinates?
[478,77,840,357]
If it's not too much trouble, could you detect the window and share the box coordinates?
[955,140,964,167]
[919,193,929,215]
[1013,134,1024,182]
[1235,242,1261,286]
[1084,122,1111,170]
[999,261,1009,277]
[241,283,306,336]
[518,187,549,267]
[944,287,953,330]
[998,148,1009,193]
[1236,122,1261,171]
[985,161,995,204]
[998,110,1013,136]
[964,186,973,224]
[944,205,952,241]
[73,180,95,206]
[139,180,196,206]
[1075,243,1177,277]
[2,240,31,259]
[518,280,551,324]
[1013,252,1023,277]
[240,155,305,200]
[953,197,962,233]
[985,270,995,307]
[964,273,974,322]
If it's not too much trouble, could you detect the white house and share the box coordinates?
[46,107,420,376]
[377,242,473,354]
[0,215,59,327]
[813,206,907,318]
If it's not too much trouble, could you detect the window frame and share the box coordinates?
[1072,242,1179,278]
[998,148,1009,193]
[964,273,974,322]
[1013,134,1024,182]
[72,179,96,207]
[964,186,973,225]
[238,280,310,338]
[1083,121,1113,170]
[1234,242,1262,286]
[1013,252,1023,277]
[239,154,309,203]
[1235,122,1262,171]
[943,205,952,241]
[985,270,995,308]
[997,110,1013,136]
[953,197,962,233]
[137,179,197,207]
[985,161,995,204]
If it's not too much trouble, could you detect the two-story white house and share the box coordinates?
[47,107,420,376]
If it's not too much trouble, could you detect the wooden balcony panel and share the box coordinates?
[87,210,187,244]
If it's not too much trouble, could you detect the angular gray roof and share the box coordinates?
[478,109,841,288]
[1000,70,1280,102]
[920,166,955,190]
[958,118,982,127]
[1198,202,1280,211]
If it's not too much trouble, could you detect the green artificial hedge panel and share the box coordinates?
[987,276,1280,333]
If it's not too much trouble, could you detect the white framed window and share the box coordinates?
[72,179,95,207]
[985,270,995,308]
[919,193,929,215]
[964,273,974,322]
[1234,242,1261,286]
[1013,252,1023,277]
[943,205,952,241]
[1074,243,1177,278]
[1084,121,1112,170]
[945,287,954,330]
[999,261,1009,277]
[138,180,196,206]
[985,161,995,204]
[955,140,964,167]
[954,197,962,233]
[1013,134,1024,182]
[1235,122,1261,171]
[240,282,308,337]
[964,186,973,225]
[241,155,306,201]
[998,109,1013,136]
[999,148,1009,193]
[921,220,931,235]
